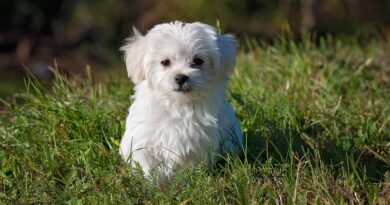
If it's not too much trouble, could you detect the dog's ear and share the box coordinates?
[120,28,147,85]
[217,34,237,78]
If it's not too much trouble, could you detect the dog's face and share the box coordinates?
[121,21,236,100]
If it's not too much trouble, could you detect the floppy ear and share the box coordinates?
[120,28,147,85]
[217,34,237,77]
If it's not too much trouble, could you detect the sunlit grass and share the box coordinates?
[1,35,389,204]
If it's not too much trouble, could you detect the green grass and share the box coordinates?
[1,35,390,204]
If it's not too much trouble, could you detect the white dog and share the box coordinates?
[119,21,243,184]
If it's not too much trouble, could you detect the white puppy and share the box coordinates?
[119,21,243,183]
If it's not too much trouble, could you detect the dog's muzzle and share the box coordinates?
[174,74,192,93]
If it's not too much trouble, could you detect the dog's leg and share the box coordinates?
[131,149,156,177]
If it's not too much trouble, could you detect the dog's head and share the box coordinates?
[120,21,236,99]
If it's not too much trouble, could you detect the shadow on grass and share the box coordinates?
[241,120,389,183]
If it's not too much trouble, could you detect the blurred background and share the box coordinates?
[1,0,390,97]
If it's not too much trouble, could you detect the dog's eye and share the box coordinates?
[161,59,171,67]
[191,57,203,68]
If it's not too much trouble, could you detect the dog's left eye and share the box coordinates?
[161,59,171,67]
[191,57,204,68]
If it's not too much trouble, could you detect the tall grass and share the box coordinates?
[1,36,389,204]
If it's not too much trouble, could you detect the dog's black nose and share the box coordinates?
[175,74,188,85]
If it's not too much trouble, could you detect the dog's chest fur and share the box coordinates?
[124,84,226,167]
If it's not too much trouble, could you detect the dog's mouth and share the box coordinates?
[173,85,192,93]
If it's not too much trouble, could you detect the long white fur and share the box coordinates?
[119,21,243,183]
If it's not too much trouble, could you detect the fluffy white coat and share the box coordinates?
[119,21,243,183]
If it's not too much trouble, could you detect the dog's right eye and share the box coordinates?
[161,59,171,67]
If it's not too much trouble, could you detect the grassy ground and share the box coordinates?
[1,35,390,204]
